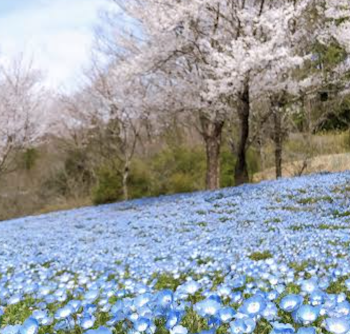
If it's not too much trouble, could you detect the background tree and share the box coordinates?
[0,57,43,178]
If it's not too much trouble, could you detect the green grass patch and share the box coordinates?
[248,251,273,261]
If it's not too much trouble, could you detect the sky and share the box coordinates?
[0,0,110,91]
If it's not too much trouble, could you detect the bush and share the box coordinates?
[92,167,122,205]
[150,146,206,195]
[91,144,263,205]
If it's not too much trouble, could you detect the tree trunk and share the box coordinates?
[122,164,129,200]
[273,108,283,179]
[200,116,224,190]
[234,82,250,186]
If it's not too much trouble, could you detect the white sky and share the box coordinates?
[0,0,110,91]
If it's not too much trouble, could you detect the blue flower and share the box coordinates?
[80,316,96,330]
[296,327,316,334]
[170,325,188,334]
[300,280,318,295]
[195,298,221,317]
[262,302,278,321]
[85,327,113,334]
[165,310,182,330]
[0,325,22,334]
[280,295,303,313]
[230,318,256,334]
[134,317,151,332]
[54,305,75,319]
[270,322,295,334]
[325,317,350,334]
[218,307,236,323]
[240,295,267,317]
[157,290,174,308]
[181,281,201,295]
[294,305,320,325]
[19,318,39,334]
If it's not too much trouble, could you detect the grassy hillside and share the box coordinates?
[1,172,350,334]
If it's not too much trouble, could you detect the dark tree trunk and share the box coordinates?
[273,108,283,179]
[122,164,130,201]
[200,116,224,190]
[234,82,250,186]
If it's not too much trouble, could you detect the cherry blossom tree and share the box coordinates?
[100,0,350,188]
[0,58,43,178]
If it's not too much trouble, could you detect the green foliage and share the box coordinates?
[152,272,186,291]
[297,196,333,205]
[92,166,122,205]
[21,148,39,171]
[317,99,350,132]
[150,145,206,195]
[248,251,273,261]
[313,41,348,73]
[181,308,209,333]
[333,210,350,218]
[246,148,260,178]
[1,297,36,326]
[220,148,235,188]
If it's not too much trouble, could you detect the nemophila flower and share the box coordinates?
[309,290,325,306]
[218,307,236,323]
[134,317,151,332]
[344,279,350,290]
[170,325,188,334]
[217,285,231,298]
[335,301,350,316]
[300,279,318,295]
[181,280,201,295]
[157,290,173,308]
[86,327,113,334]
[231,277,245,289]
[280,295,303,312]
[128,312,139,322]
[336,293,347,304]
[0,325,22,334]
[19,318,39,334]
[239,295,267,317]
[84,304,98,315]
[54,320,70,332]
[80,316,96,330]
[229,317,256,334]
[138,305,153,318]
[54,305,75,319]
[267,290,279,301]
[262,302,278,321]
[40,316,53,326]
[198,330,215,334]
[165,310,182,330]
[7,294,22,305]
[296,327,316,334]
[68,300,82,312]
[195,298,221,317]
[325,317,350,334]
[84,290,100,303]
[270,322,295,334]
[231,292,243,304]
[293,305,320,325]
[31,310,49,325]
[134,293,152,309]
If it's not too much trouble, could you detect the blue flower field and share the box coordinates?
[1,172,350,334]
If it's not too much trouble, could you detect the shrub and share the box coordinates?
[92,167,122,205]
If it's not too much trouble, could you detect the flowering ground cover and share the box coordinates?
[1,172,350,334]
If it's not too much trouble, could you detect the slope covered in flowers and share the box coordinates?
[1,172,350,334]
